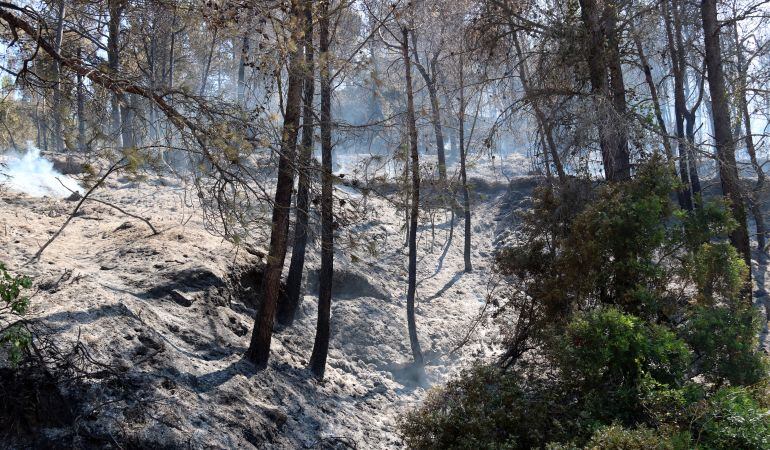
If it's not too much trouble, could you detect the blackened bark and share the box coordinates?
[309,0,332,379]
[51,0,65,153]
[402,26,424,367]
[199,28,218,96]
[411,40,447,182]
[734,23,766,251]
[578,0,630,182]
[246,0,306,368]
[604,2,630,179]
[512,31,565,183]
[700,0,752,274]
[633,34,672,159]
[281,0,315,326]
[76,46,86,153]
[237,34,249,105]
[107,0,124,148]
[458,57,472,273]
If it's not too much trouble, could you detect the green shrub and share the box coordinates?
[693,387,770,449]
[0,263,32,365]
[399,364,586,449]
[685,304,768,386]
[553,308,691,425]
[582,424,690,450]
[401,159,769,449]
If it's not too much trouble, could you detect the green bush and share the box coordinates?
[685,305,768,386]
[401,158,770,449]
[553,308,691,425]
[400,365,554,449]
[693,387,770,449]
[0,263,32,365]
[582,424,690,450]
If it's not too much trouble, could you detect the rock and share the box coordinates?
[263,407,287,428]
[169,289,193,307]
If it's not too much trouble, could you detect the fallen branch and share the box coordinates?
[56,177,159,235]
[28,158,126,263]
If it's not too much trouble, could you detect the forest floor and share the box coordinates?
[0,155,533,449]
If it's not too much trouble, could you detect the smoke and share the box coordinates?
[0,145,82,198]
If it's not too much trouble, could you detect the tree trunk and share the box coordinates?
[281,0,315,326]
[633,33,672,160]
[402,26,424,368]
[512,31,565,183]
[309,0,332,379]
[199,28,217,96]
[700,0,752,275]
[76,46,86,153]
[51,0,65,153]
[734,23,766,251]
[246,0,306,368]
[107,0,124,149]
[664,0,696,209]
[237,34,250,105]
[578,0,630,182]
[458,57,472,273]
[411,42,447,182]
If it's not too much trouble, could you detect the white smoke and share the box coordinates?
[0,145,82,198]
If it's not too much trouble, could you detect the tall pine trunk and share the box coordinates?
[107,0,124,149]
[199,28,217,96]
[733,23,766,251]
[402,26,424,368]
[76,46,86,153]
[578,0,630,181]
[237,35,249,105]
[246,0,306,368]
[512,31,565,183]
[700,0,752,278]
[51,0,65,153]
[309,0,332,379]
[458,57,472,273]
[411,41,447,182]
[281,0,315,326]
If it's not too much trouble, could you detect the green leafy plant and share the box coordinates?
[401,158,770,449]
[0,263,32,365]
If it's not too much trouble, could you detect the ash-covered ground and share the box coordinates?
[0,152,536,448]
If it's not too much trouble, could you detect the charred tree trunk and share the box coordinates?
[76,46,86,153]
[246,0,306,368]
[51,0,65,153]
[458,57,472,273]
[512,31,565,183]
[700,0,752,276]
[579,0,630,182]
[664,0,697,209]
[107,0,124,149]
[199,28,217,96]
[237,34,250,105]
[411,38,446,182]
[633,33,672,160]
[734,23,766,251]
[281,0,315,326]
[309,0,332,380]
[402,26,424,368]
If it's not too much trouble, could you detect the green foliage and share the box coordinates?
[692,386,770,449]
[401,158,770,449]
[685,305,768,386]
[0,263,32,365]
[399,365,562,449]
[553,308,691,425]
[582,424,690,450]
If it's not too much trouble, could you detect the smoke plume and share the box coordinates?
[0,145,82,198]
